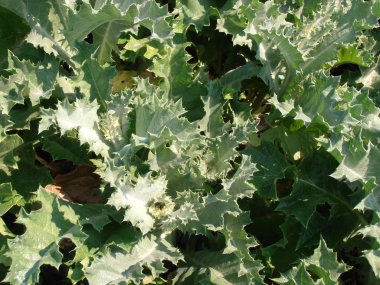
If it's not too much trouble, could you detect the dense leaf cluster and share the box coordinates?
[0,0,380,284]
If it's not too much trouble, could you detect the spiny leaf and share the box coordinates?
[67,0,172,64]
[107,174,169,235]
[55,98,109,156]
[175,248,264,285]
[86,235,182,285]
[0,0,75,65]
[244,142,292,200]
[6,53,59,105]
[273,238,348,285]
[0,183,23,216]
[332,140,380,185]
[4,188,87,285]
[42,136,91,165]
[0,134,23,174]
[277,151,365,229]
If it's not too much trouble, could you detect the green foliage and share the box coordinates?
[0,0,380,284]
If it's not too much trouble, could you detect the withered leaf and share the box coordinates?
[45,165,102,204]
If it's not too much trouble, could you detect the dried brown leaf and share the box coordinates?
[44,165,102,204]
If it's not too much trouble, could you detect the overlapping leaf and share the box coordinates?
[5,189,87,284]
[0,0,380,284]
[86,235,182,285]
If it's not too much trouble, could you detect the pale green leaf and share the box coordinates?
[4,188,87,285]
[55,99,109,156]
[332,141,380,185]
[0,183,23,216]
[273,238,348,285]
[86,235,182,285]
[175,249,264,285]
[42,136,91,165]
[107,174,168,235]
[7,53,59,105]
[364,249,380,279]
[0,134,23,174]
